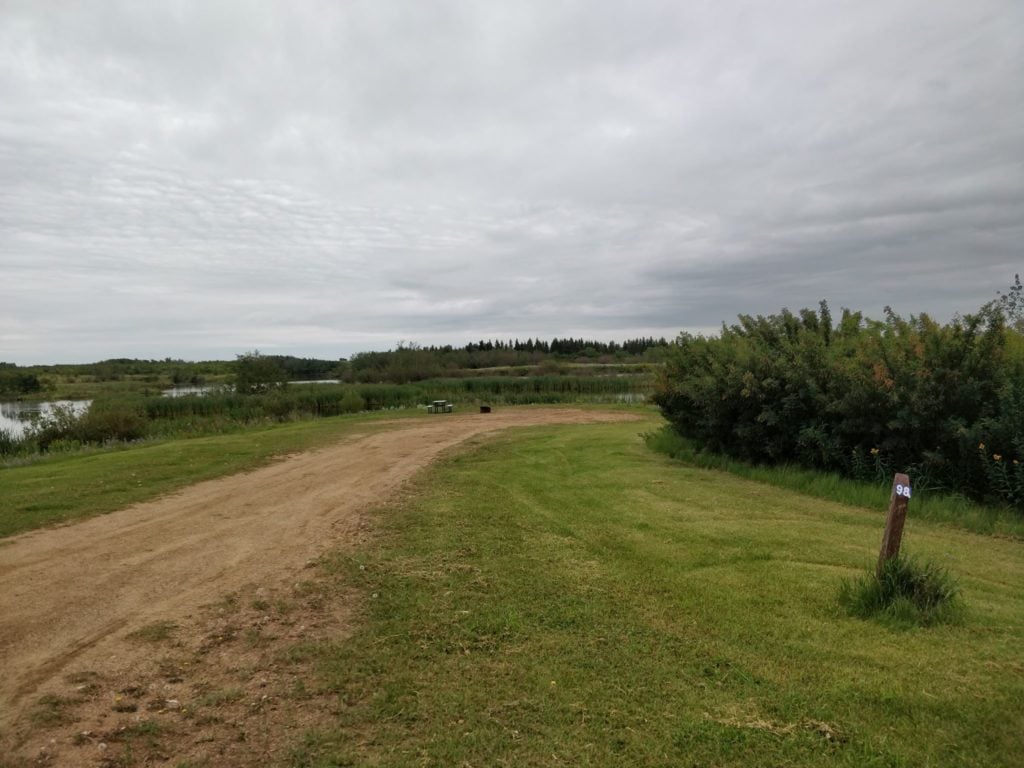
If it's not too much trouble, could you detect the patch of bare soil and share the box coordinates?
[0,408,636,766]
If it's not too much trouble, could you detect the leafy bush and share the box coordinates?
[653,301,1024,510]
[71,397,147,443]
[29,404,84,449]
[0,369,42,396]
[838,555,963,627]
[340,391,365,413]
[234,350,286,394]
[28,399,146,449]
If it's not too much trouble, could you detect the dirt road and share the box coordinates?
[0,408,633,744]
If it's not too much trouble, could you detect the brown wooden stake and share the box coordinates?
[877,472,911,576]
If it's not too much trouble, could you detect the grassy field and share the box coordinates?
[646,425,1024,539]
[290,420,1024,767]
[2,410,1021,765]
[0,409,420,538]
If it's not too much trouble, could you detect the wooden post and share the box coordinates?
[877,472,911,576]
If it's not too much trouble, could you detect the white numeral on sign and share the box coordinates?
[895,483,911,499]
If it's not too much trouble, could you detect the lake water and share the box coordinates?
[615,392,647,403]
[162,385,219,397]
[160,380,340,397]
[0,400,91,439]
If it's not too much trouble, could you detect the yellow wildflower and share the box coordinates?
[869,447,879,455]
[978,442,986,450]
[993,454,1002,462]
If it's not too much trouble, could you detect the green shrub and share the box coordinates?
[45,438,84,453]
[72,397,147,443]
[0,369,42,396]
[838,554,963,628]
[234,350,287,394]
[30,404,83,449]
[29,398,147,448]
[263,391,296,420]
[340,391,365,413]
[653,301,1024,511]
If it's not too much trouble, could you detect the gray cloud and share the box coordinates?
[1,0,1022,363]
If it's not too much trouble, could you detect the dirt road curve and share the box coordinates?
[0,408,633,732]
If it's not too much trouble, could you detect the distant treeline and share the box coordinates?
[3,356,330,385]
[438,337,668,355]
[1,337,669,394]
[345,337,669,383]
[654,300,1024,512]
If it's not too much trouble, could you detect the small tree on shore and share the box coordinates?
[997,273,1024,331]
[235,350,286,394]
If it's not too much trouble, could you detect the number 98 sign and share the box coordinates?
[895,483,911,499]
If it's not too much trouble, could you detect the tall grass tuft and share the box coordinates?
[0,427,27,457]
[838,554,964,628]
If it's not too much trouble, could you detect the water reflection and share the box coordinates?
[162,385,218,397]
[161,380,340,397]
[0,400,91,438]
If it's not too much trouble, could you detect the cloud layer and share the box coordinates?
[1,1,1022,363]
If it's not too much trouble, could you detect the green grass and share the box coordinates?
[0,409,422,538]
[126,620,179,643]
[196,688,245,707]
[29,694,75,726]
[645,425,1024,538]
[290,420,1024,767]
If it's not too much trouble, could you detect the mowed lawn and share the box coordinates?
[296,419,1024,768]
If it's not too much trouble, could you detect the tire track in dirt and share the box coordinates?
[0,408,636,737]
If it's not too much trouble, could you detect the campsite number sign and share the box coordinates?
[878,473,912,576]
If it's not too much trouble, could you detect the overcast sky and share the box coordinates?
[1,1,1022,364]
